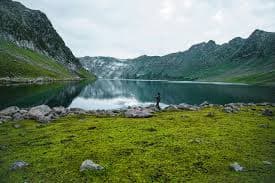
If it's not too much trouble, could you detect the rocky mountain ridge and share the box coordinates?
[80,29,275,85]
[0,0,94,79]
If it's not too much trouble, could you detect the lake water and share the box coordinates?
[0,79,274,110]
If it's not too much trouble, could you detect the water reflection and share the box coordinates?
[0,82,86,109]
[0,79,274,110]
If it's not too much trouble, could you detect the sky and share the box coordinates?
[17,0,275,58]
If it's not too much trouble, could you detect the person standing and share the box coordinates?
[155,92,161,110]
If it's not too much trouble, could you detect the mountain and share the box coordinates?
[80,29,275,85]
[80,56,127,79]
[0,0,95,81]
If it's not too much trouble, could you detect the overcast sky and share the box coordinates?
[17,0,275,58]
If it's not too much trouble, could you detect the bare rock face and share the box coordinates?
[124,109,153,118]
[80,160,104,172]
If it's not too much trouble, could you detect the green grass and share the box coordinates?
[0,106,274,182]
[0,40,94,80]
[226,71,275,86]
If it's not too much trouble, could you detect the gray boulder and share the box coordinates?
[230,162,244,172]
[52,106,67,116]
[0,106,20,116]
[28,105,52,123]
[13,113,24,121]
[177,103,200,111]
[80,160,104,172]
[200,101,209,107]
[125,109,153,118]
[69,108,87,115]
[164,105,178,111]
[10,161,29,170]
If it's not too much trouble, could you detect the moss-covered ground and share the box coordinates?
[0,106,274,182]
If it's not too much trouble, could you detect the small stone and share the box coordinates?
[258,124,270,128]
[80,160,104,172]
[10,161,29,170]
[13,113,24,121]
[206,112,215,117]
[262,109,273,116]
[13,124,21,129]
[262,161,272,165]
[230,162,244,172]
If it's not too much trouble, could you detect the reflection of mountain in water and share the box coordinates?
[0,82,87,109]
[80,79,275,105]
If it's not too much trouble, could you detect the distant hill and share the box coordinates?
[0,0,95,81]
[80,30,275,85]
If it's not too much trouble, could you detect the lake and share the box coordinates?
[0,79,274,110]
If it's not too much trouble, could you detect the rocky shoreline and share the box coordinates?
[0,77,83,85]
[0,102,274,124]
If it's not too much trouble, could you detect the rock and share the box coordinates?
[80,160,104,172]
[0,116,12,123]
[262,109,273,116]
[28,105,51,118]
[28,105,52,122]
[257,102,270,106]
[164,105,178,111]
[13,113,24,121]
[52,106,67,116]
[223,106,234,113]
[19,110,28,114]
[10,161,29,170]
[69,108,87,115]
[124,109,153,118]
[13,124,21,129]
[200,101,209,107]
[206,112,215,117]
[262,161,272,165]
[258,124,270,128]
[0,106,20,116]
[230,162,244,172]
[177,103,199,111]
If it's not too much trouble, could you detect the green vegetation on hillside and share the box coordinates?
[0,106,274,182]
[0,40,74,79]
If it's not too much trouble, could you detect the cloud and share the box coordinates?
[16,0,275,58]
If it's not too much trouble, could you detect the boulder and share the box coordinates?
[125,109,153,118]
[200,101,209,107]
[164,105,178,111]
[28,105,52,123]
[69,108,87,115]
[10,161,29,170]
[177,103,199,111]
[80,160,104,172]
[52,106,67,116]
[12,113,24,121]
[0,106,20,116]
[230,162,244,172]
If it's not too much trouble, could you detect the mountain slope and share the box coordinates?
[0,0,94,81]
[80,30,275,85]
